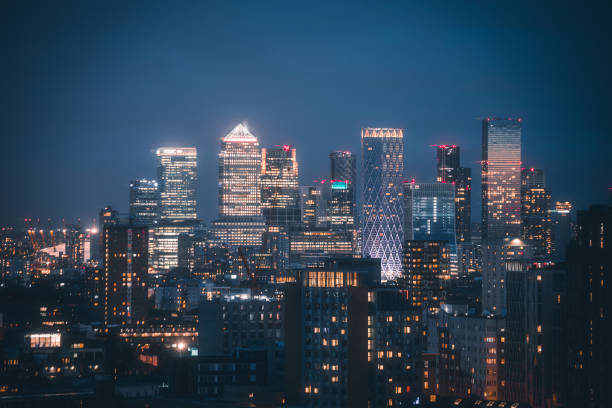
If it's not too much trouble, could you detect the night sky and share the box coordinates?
[2,0,611,228]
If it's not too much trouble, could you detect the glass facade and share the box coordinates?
[404,181,456,254]
[261,145,300,228]
[435,144,471,243]
[218,123,261,218]
[481,118,522,240]
[361,128,404,281]
[157,148,197,221]
[129,179,159,227]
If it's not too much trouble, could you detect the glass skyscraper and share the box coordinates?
[155,147,198,272]
[212,123,265,249]
[218,123,261,218]
[129,179,159,227]
[520,168,552,258]
[261,145,300,228]
[404,181,457,254]
[481,118,522,240]
[328,151,357,232]
[436,145,472,242]
[156,148,197,221]
[361,127,404,281]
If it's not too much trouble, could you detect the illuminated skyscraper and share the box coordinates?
[481,118,522,240]
[300,185,326,229]
[157,148,197,221]
[328,151,357,232]
[435,145,472,242]
[404,181,457,254]
[129,179,159,227]
[361,127,404,281]
[550,201,573,259]
[261,145,300,228]
[520,168,552,258]
[212,123,265,249]
[218,123,261,218]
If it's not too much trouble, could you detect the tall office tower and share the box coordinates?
[520,168,552,258]
[482,237,531,315]
[260,145,300,227]
[402,240,450,311]
[285,258,381,407]
[481,118,522,240]
[436,144,460,183]
[129,179,159,226]
[218,123,261,217]
[103,225,148,326]
[404,181,457,254]
[329,151,356,226]
[326,180,356,231]
[300,185,326,229]
[157,148,197,221]
[566,203,611,408]
[435,145,472,243]
[361,128,404,281]
[289,229,354,268]
[550,201,573,260]
[212,124,265,250]
[505,262,568,407]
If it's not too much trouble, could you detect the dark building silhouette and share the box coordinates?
[103,225,148,327]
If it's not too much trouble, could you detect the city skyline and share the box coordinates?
[2,1,611,226]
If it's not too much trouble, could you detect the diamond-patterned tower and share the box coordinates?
[361,128,404,281]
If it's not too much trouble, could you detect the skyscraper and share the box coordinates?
[435,145,472,243]
[155,147,198,272]
[550,201,573,260]
[211,123,265,249]
[481,118,522,240]
[402,240,450,311]
[218,123,261,218]
[103,225,148,326]
[157,148,197,221]
[328,152,357,233]
[404,181,456,254]
[361,128,404,281]
[520,168,552,258]
[260,145,300,228]
[299,185,326,229]
[129,179,159,227]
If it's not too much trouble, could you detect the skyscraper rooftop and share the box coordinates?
[222,123,258,143]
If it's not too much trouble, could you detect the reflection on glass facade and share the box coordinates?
[361,128,404,281]
[404,181,456,254]
[219,123,261,218]
[156,148,197,221]
[481,118,522,240]
[435,145,472,243]
[261,145,300,227]
[129,179,159,227]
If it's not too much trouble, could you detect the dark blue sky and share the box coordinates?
[1,0,610,227]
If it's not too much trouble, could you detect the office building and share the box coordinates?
[218,123,261,218]
[289,229,353,268]
[404,181,457,254]
[520,168,552,258]
[157,147,197,221]
[436,145,472,243]
[329,151,357,230]
[481,118,522,240]
[261,145,300,228]
[129,179,159,227]
[300,185,326,229]
[361,127,404,280]
[103,225,148,326]
[210,217,266,249]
